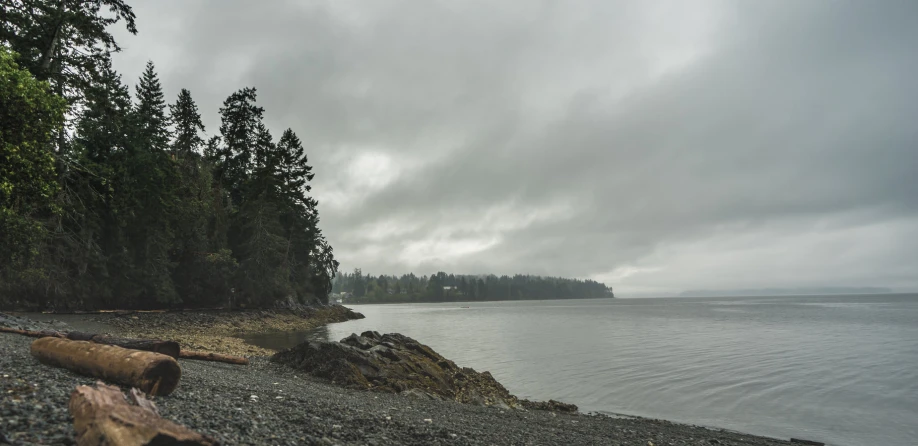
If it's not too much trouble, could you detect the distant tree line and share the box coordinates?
[332,270,614,303]
[0,0,337,310]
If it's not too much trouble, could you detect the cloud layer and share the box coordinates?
[111,0,918,295]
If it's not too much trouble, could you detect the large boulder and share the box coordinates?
[271,331,577,412]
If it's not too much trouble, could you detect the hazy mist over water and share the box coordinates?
[248,294,918,446]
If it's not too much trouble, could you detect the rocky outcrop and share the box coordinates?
[519,399,578,413]
[271,331,578,413]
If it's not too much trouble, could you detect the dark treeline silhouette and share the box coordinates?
[0,0,336,310]
[332,270,614,303]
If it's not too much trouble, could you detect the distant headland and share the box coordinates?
[332,270,614,304]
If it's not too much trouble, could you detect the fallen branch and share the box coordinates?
[70,381,218,446]
[31,337,181,396]
[66,332,180,359]
[0,326,63,338]
[179,350,249,365]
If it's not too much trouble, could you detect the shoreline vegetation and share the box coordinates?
[0,309,798,445]
[332,270,614,304]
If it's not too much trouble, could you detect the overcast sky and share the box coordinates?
[111,0,917,296]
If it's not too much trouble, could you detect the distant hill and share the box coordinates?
[333,271,613,303]
[678,287,893,297]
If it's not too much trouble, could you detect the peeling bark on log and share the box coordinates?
[70,382,218,446]
[179,350,249,365]
[66,332,180,358]
[128,388,159,415]
[31,338,181,396]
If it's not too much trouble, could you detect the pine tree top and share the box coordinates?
[133,60,171,152]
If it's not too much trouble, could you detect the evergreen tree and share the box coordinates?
[276,129,314,207]
[215,87,263,205]
[132,61,170,152]
[166,87,220,303]
[232,123,290,306]
[0,0,136,83]
[74,57,132,162]
[0,0,137,154]
[169,89,205,157]
[117,61,180,305]
[46,54,135,308]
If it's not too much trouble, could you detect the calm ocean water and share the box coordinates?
[246,294,918,446]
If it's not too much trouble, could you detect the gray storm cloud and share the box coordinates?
[111,0,918,295]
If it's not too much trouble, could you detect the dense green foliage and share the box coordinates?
[0,49,67,293]
[332,270,613,303]
[0,1,336,310]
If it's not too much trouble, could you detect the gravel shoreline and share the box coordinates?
[1,315,793,445]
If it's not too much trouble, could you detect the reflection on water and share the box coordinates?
[244,294,918,446]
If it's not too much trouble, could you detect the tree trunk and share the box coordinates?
[31,338,181,396]
[65,332,180,358]
[38,23,61,77]
[70,382,218,446]
[179,350,249,365]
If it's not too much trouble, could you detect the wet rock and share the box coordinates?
[400,388,444,401]
[272,331,578,413]
[520,399,579,413]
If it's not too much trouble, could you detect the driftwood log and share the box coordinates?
[179,350,249,365]
[2,327,247,365]
[66,332,180,359]
[0,327,179,358]
[31,338,181,396]
[70,382,218,446]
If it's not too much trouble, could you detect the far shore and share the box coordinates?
[340,295,615,305]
